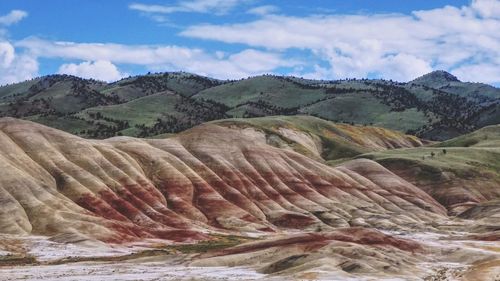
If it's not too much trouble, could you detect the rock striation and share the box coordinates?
[0,117,446,243]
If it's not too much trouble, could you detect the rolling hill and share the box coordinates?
[0,70,498,140]
[0,116,499,280]
[0,116,442,241]
[358,125,500,217]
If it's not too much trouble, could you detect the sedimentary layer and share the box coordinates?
[0,117,446,243]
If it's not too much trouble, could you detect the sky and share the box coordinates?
[0,0,499,85]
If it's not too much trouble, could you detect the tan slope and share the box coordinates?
[210,115,423,162]
[192,227,425,280]
[0,117,446,243]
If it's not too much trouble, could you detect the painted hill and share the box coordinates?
[0,71,498,140]
[0,116,499,280]
[0,117,446,243]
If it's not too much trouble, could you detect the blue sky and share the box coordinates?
[0,0,499,85]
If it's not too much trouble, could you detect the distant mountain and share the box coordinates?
[410,70,499,100]
[0,71,498,140]
[411,70,460,86]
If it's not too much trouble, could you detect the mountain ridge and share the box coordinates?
[0,71,498,141]
[411,70,460,85]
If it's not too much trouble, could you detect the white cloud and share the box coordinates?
[179,49,296,78]
[0,11,36,85]
[138,48,296,79]
[129,0,248,15]
[18,38,201,65]
[0,41,38,85]
[58,60,127,82]
[181,0,500,82]
[0,10,28,26]
[452,63,500,83]
[0,42,15,67]
[17,38,294,80]
[5,1,500,84]
[129,3,178,14]
[247,5,279,16]
[471,0,500,18]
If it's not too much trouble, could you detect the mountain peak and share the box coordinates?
[411,70,460,85]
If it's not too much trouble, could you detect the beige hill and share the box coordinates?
[0,117,446,243]
[1,116,500,280]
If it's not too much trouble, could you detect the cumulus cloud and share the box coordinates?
[0,42,15,66]
[130,0,248,15]
[471,0,500,18]
[18,38,196,65]
[5,1,500,84]
[181,0,500,82]
[0,41,38,85]
[0,10,36,85]
[17,38,294,79]
[0,10,28,26]
[58,60,127,82]
[451,63,500,83]
[167,49,296,78]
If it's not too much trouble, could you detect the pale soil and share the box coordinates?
[0,235,151,262]
[0,118,497,280]
[0,263,269,281]
[0,232,498,281]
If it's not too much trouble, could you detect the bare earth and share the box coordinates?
[0,118,499,280]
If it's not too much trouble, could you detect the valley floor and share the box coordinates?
[0,231,499,281]
[0,263,267,281]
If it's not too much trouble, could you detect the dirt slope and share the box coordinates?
[0,117,445,243]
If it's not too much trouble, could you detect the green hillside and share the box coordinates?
[0,71,497,140]
[357,125,500,214]
[76,91,228,138]
[359,125,500,182]
[436,124,500,148]
[101,72,221,102]
[193,75,328,108]
[411,70,499,100]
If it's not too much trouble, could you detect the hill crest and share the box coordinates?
[0,71,498,141]
[411,70,460,85]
